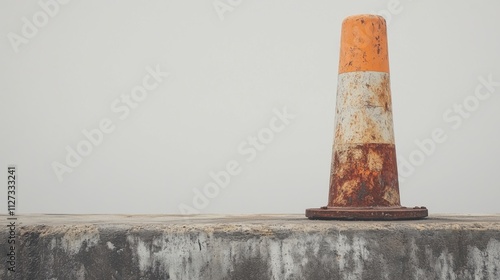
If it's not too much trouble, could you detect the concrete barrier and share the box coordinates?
[1,214,500,279]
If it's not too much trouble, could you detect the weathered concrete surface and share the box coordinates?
[1,214,500,280]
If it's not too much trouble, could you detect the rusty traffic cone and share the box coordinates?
[306,15,428,220]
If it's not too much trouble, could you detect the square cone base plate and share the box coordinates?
[305,206,428,220]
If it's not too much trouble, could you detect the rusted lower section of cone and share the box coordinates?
[306,14,427,220]
[330,143,399,207]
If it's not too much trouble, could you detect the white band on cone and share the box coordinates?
[334,71,395,145]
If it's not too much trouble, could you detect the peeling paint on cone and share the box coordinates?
[306,14,427,220]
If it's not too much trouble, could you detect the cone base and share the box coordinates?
[305,206,428,220]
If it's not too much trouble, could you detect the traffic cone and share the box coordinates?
[306,14,428,220]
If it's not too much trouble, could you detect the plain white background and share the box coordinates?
[0,0,499,215]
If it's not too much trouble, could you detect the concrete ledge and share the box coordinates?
[2,214,500,279]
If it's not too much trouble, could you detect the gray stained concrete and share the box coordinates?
[1,214,500,279]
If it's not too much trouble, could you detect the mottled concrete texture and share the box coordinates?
[1,214,500,280]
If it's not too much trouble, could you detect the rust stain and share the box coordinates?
[371,74,392,112]
[329,143,400,207]
[367,149,383,171]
